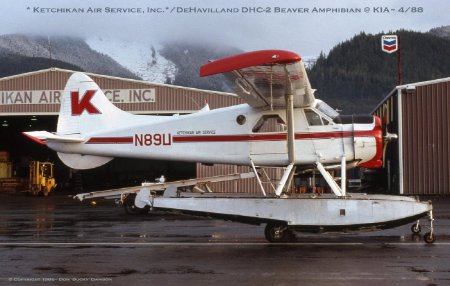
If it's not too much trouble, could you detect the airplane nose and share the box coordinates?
[359,116,383,168]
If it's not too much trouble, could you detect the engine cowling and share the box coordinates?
[358,116,383,169]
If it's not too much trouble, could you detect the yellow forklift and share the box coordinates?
[29,161,57,196]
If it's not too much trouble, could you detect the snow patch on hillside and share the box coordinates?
[87,37,177,83]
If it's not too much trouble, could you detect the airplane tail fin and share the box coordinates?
[55,72,132,169]
[57,72,130,136]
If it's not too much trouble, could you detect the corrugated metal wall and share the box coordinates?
[0,69,242,114]
[197,164,282,194]
[0,69,69,113]
[402,82,450,195]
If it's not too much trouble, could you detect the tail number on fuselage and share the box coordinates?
[134,133,172,146]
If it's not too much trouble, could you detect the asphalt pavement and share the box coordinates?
[0,192,449,286]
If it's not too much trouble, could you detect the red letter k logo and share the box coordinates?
[71,90,101,115]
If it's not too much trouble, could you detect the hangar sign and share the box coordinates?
[0,89,156,105]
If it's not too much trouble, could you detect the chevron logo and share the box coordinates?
[381,35,398,53]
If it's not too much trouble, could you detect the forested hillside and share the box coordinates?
[308,30,450,113]
[429,25,450,40]
[0,47,83,77]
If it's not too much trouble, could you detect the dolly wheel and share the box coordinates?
[123,194,148,215]
[411,224,421,234]
[264,223,293,243]
[424,232,436,244]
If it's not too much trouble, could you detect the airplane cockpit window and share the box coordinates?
[252,115,286,132]
[322,118,332,125]
[304,109,324,126]
[315,101,339,120]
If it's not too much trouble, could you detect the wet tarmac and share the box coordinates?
[0,192,449,286]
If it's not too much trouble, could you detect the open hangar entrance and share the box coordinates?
[371,77,450,195]
[0,68,240,193]
[0,119,200,196]
[1,115,194,192]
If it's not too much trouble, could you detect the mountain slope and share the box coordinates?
[0,52,83,78]
[0,34,139,79]
[87,37,177,83]
[160,42,242,92]
[85,38,241,92]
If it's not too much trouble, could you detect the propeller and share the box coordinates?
[382,105,398,167]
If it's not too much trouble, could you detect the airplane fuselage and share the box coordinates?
[47,102,381,167]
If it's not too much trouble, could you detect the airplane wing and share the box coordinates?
[200,50,315,108]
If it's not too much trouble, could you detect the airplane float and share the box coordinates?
[24,50,435,243]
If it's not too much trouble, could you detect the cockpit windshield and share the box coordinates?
[315,101,339,120]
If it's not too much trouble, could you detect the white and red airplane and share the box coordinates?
[24,50,435,243]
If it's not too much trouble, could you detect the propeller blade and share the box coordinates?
[381,105,398,167]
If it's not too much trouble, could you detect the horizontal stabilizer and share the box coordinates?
[23,131,85,145]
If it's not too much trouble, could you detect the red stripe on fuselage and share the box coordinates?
[173,134,284,143]
[86,130,376,144]
[173,130,375,143]
[86,137,133,144]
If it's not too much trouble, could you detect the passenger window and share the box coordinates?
[252,115,286,132]
[304,110,323,126]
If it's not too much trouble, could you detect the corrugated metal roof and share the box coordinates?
[0,67,237,97]
[371,77,450,113]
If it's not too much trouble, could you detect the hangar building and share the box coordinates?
[2,69,448,195]
[372,77,450,195]
[0,68,279,194]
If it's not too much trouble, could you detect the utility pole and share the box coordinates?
[397,35,403,85]
[381,34,401,85]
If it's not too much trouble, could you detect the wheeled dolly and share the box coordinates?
[411,210,435,244]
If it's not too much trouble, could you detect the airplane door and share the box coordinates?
[249,114,288,164]
[303,109,346,161]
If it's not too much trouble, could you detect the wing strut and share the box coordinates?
[341,156,347,196]
[284,65,296,163]
[274,66,297,197]
[316,162,345,196]
[249,158,267,197]
[286,93,295,163]
[275,163,296,197]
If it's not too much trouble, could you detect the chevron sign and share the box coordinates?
[381,35,398,53]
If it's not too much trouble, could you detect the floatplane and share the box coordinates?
[24,50,435,243]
